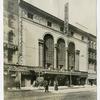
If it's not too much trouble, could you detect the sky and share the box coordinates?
[24,0,96,36]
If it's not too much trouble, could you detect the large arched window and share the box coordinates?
[57,38,65,69]
[44,34,54,69]
[68,42,75,70]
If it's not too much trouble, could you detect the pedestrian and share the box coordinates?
[33,80,36,87]
[44,80,49,92]
[54,80,58,91]
[90,81,93,86]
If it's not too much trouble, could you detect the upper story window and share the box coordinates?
[91,41,94,49]
[27,12,33,19]
[81,36,84,40]
[71,31,74,36]
[8,14,15,28]
[8,30,13,43]
[93,42,96,49]
[60,26,64,32]
[8,49,13,62]
[89,41,92,48]
[8,1,15,13]
[69,30,74,36]
[47,21,52,27]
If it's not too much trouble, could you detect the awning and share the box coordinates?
[4,64,88,77]
[40,70,88,77]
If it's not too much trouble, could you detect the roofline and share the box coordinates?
[20,0,96,38]
[20,0,64,24]
[69,24,96,38]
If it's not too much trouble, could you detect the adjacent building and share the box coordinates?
[88,35,96,85]
[4,0,96,89]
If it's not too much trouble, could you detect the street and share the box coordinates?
[4,86,96,100]
[35,91,96,100]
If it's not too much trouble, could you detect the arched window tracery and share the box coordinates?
[56,38,65,70]
[44,34,54,69]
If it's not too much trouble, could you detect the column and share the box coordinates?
[15,72,21,88]
[38,39,44,68]
[65,47,68,70]
[75,50,80,71]
[54,44,57,69]
[18,72,21,88]
[85,77,89,85]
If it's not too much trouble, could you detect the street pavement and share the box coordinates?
[4,85,96,100]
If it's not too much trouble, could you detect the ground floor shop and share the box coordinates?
[4,64,90,90]
[87,73,97,85]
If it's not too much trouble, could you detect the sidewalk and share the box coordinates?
[19,85,96,93]
[52,85,96,93]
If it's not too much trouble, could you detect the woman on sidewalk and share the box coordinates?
[54,80,58,91]
[44,80,49,92]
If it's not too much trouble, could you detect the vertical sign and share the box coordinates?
[64,2,69,35]
[18,7,24,65]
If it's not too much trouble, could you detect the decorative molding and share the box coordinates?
[75,50,80,54]
[38,39,44,44]
[55,43,58,48]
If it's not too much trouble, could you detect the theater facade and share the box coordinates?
[4,0,96,88]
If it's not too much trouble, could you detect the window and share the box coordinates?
[60,26,64,32]
[47,21,52,27]
[91,41,94,48]
[8,1,14,13]
[8,14,14,28]
[8,49,13,62]
[57,39,65,69]
[69,30,74,36]
[90,41,93,48]
[27,12,33,19]
[93,42,96,49]
[81,36,84,40]
[44,34,54,69]
[68,42,75,70]
[8,31,13,43]
[71,31,74,36]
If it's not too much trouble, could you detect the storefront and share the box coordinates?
[4,63,88,90]
[41,70,88,86]
[88,73,97,85]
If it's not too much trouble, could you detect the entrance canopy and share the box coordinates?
[4,63,88,77]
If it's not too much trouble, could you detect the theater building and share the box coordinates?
[4,0,96,88]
